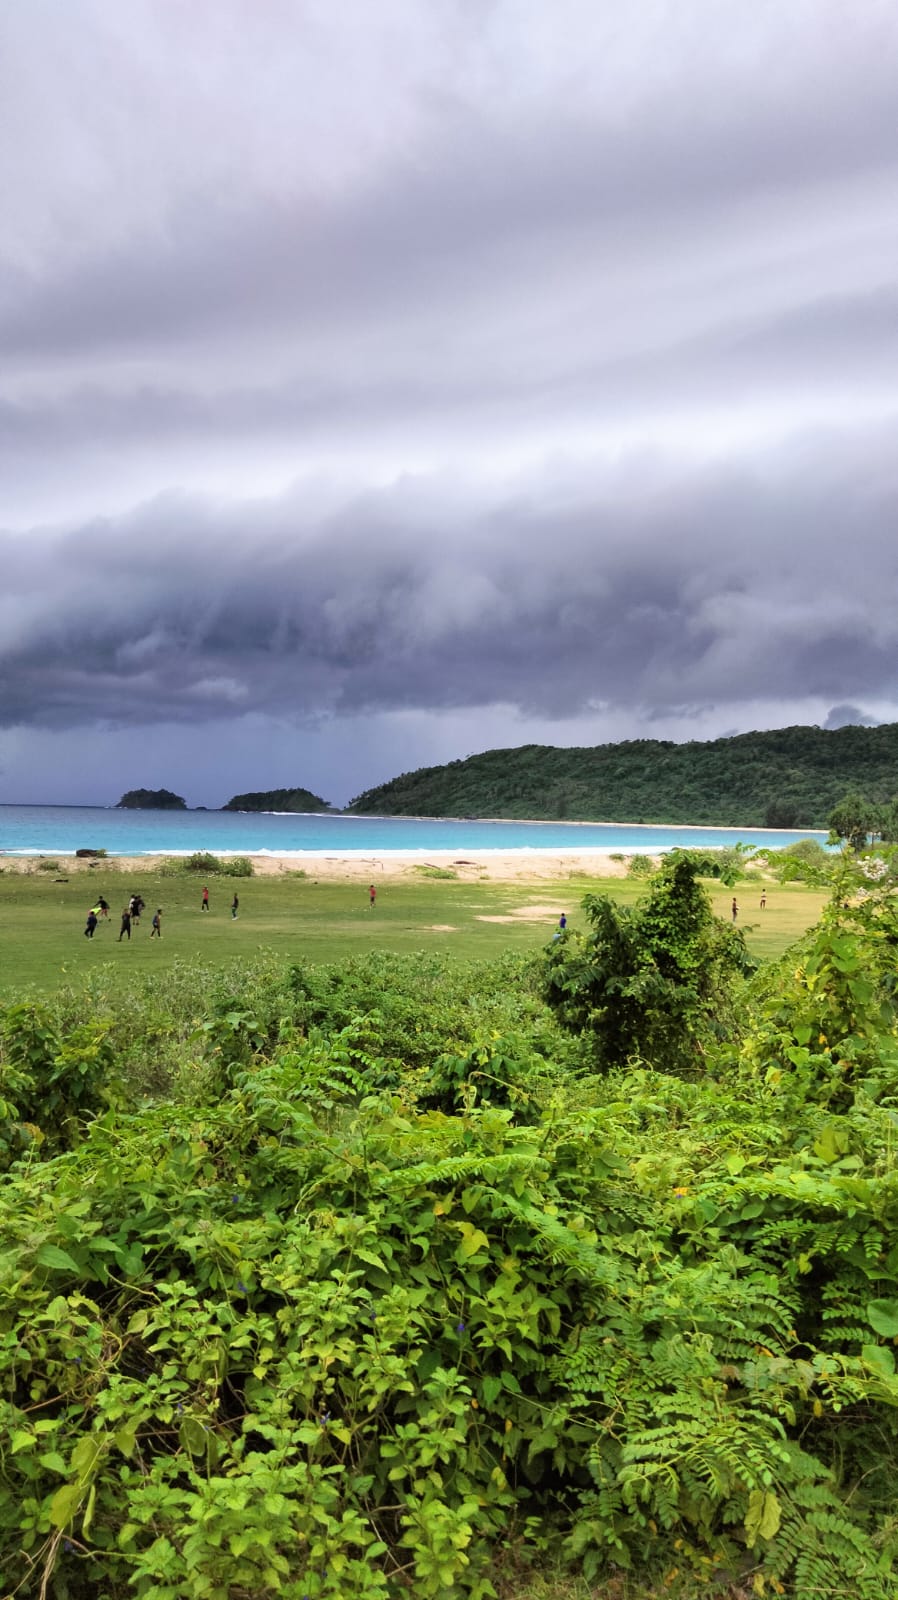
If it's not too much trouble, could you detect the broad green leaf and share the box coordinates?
[35,1244,80,1273]
[862,1343,896,1377]
[113,1424,137,1458]
[482,1375,503,1405]
[179,1418,207,1456]
[70,1436,102,1480]
[455,1223,490,1259]
[867,1299,898,1338]
[49,1483,82,1530]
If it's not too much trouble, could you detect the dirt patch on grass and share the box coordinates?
[426,924,458,932]
[476,903,566,924]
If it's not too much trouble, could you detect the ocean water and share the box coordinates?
[0,804,829,858]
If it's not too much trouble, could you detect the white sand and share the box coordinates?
[5,850,635,884]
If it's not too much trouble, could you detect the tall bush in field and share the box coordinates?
[543,851,754,1073]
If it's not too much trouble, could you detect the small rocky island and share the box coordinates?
[222,786,332,812]
[116,788,187,810]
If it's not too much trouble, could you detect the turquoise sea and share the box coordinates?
[0,805,829,858]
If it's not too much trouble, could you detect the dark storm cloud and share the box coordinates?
[3,0,898,800]
[3,437,897,732]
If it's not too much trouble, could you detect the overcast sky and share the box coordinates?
[2,0,898,809]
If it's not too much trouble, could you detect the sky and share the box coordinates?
[2,0,898,809]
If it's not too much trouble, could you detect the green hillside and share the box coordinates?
[348,722,898,827]
[222,786,332,812]
[116,787,186,809]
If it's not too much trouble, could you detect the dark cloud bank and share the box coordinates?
[2,2,898,805]
[3,440,896,733]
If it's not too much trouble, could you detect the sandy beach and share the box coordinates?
[5,850,634,884]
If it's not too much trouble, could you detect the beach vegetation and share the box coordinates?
[413,864,459,879]
[184,850,224,872]
[35,857,61,873]
[221,854,255,877]
[1,857,898,1594]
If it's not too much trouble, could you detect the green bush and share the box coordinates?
[183,850,224,873]
[4,870,898,1596]
[221,855,255,877]
[36,858,61,873]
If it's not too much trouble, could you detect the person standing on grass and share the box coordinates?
[150,908,162,938]
[201,886,210,912]
[760,890,767,910]
[231,893,238,919]
[731,897,738,922]
[369,884,376,909]
[84,909,98,938]
[118,906,131,941]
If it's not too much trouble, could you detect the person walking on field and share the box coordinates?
[201,886,210,912]
[231,894,238,920]
[760,890,767,910]
[97,895,110,919]
[118,907,131,941]
[369,884,376,909]
[731,898,738,923]
[84,909,98,938]
[150,908,162,938]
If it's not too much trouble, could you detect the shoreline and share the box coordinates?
[2,848,638,884]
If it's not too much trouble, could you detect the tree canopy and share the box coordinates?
[348,720,898,827]
[222,787,332,812]
[116,788,186,810]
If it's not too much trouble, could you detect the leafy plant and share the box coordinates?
[221,855,255,877]
[544,852,754,1074]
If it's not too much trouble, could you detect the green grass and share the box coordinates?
[0,865,828,996]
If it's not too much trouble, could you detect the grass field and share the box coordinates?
[0,861,829,995]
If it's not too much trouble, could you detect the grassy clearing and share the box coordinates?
[0,862,827,995]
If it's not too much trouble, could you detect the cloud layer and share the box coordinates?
[2,0,898,802]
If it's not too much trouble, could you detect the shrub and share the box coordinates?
[36,858,61,873]
[626,852,654,877]
[221,855,255,877]
[183,850,224,873]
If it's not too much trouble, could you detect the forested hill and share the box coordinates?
[222,787,332,812]
[347,722,898,827]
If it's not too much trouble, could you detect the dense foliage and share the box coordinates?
[543,854,755,1073]
[348,721,898,827]
[3,864,898,1597]
[222,789,332,813]
[116,790,187,810]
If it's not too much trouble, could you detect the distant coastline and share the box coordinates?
[0,801,830,864]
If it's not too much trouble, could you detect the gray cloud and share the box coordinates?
[2,1,898,802]
[3,437,897,740]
